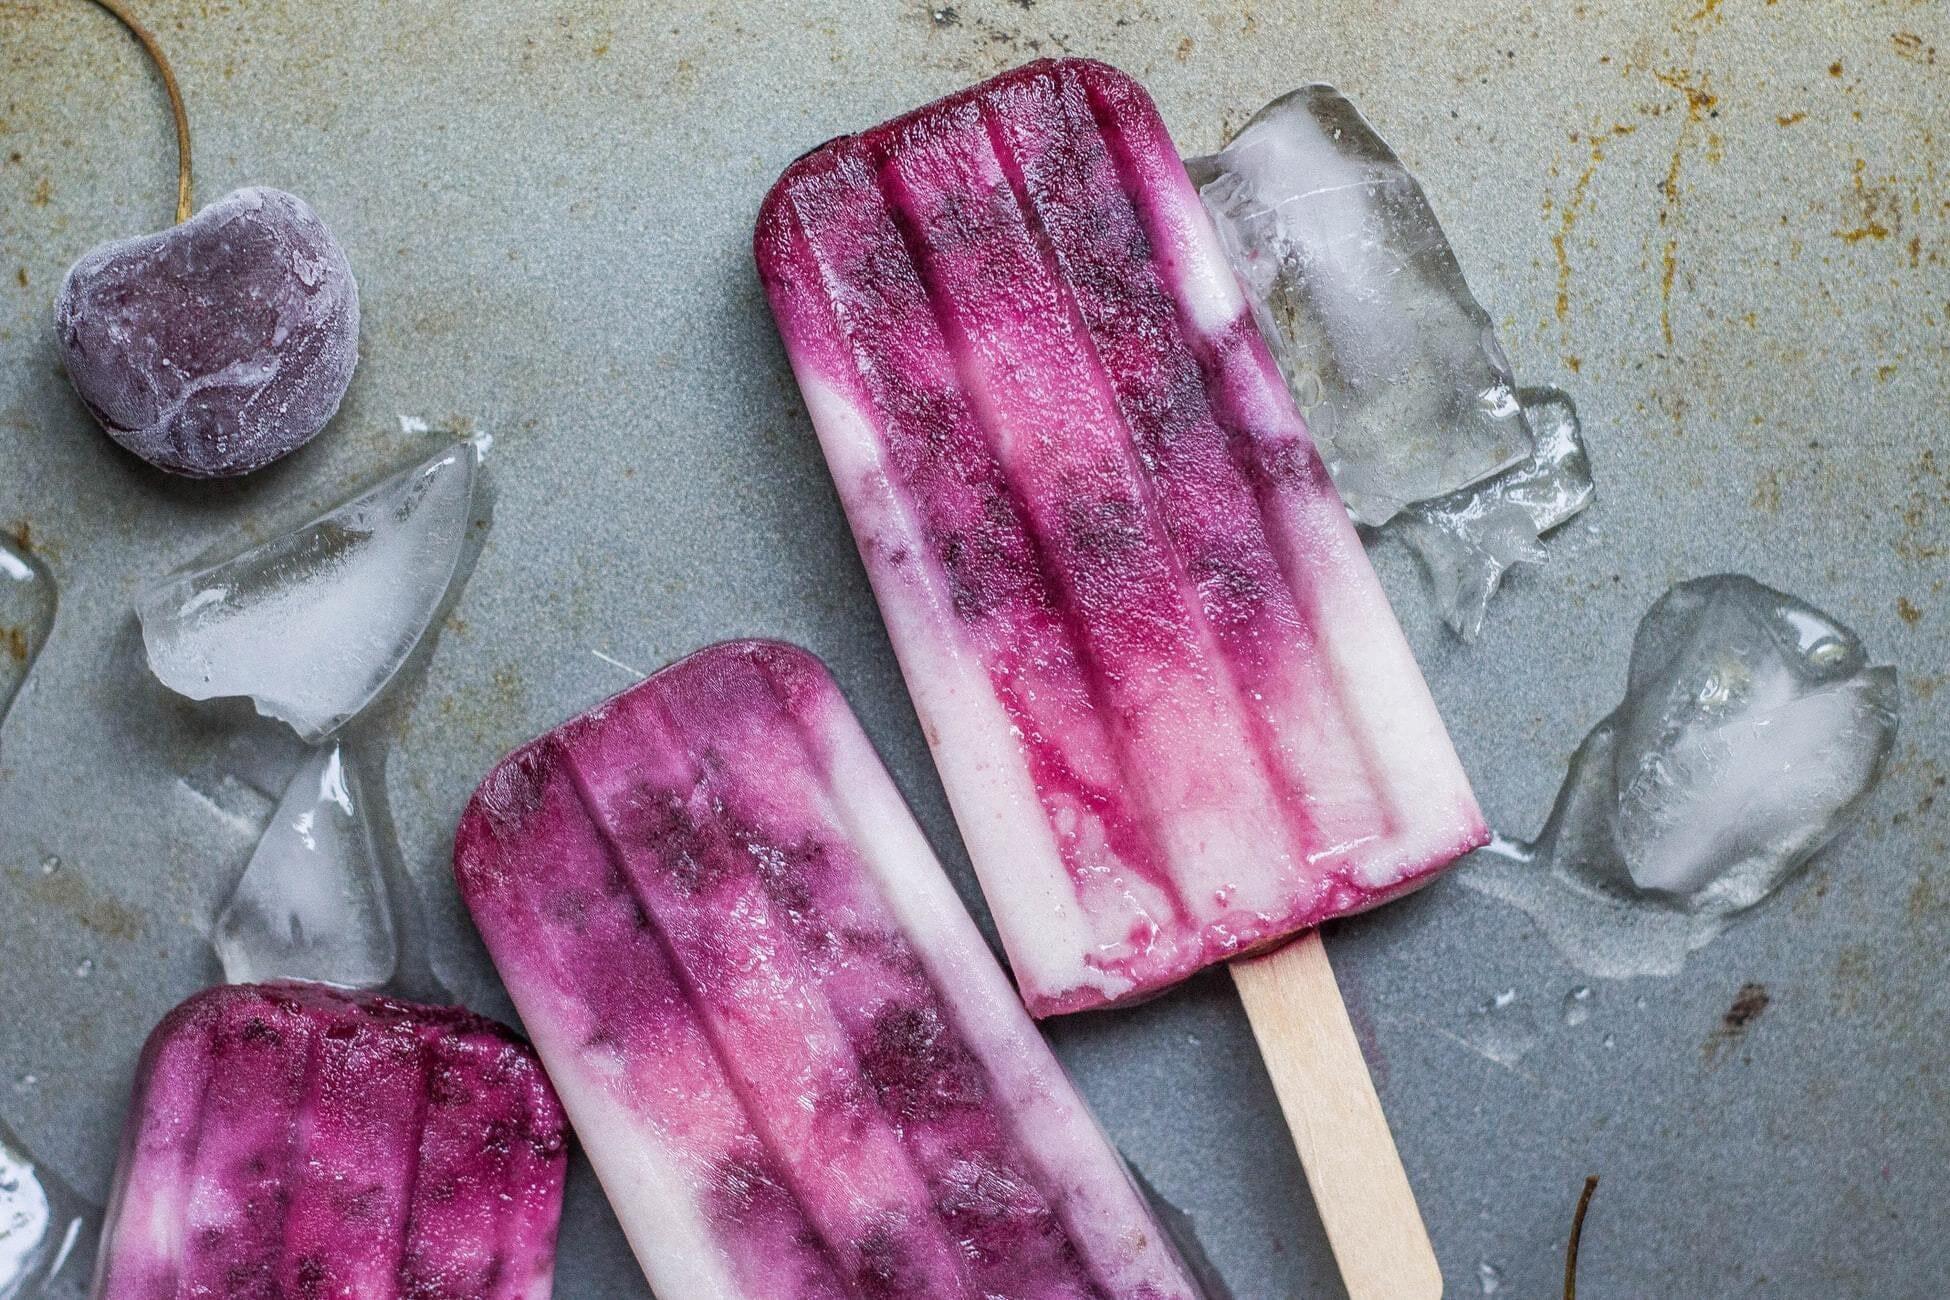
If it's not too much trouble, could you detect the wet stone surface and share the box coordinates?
[0,3,1944,1296]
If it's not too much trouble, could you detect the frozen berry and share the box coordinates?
[55,186,359,478]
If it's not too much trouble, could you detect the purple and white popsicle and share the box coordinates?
[93,982,569,1300]
[755,58,1487,1017]
[454,639,1204,1300]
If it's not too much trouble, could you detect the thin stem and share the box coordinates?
[87,0,192,222]
[1563,1175,1599,1299]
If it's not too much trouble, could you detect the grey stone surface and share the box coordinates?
[1,2,1943,1297]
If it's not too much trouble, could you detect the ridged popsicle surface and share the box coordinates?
[93,982,568,1300]
[454,639,1202,1300]
[755,58,1488,1015]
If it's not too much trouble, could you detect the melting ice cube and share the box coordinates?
[136,442,478,741]
[1,538,56,737]
[1466,576,1899,977]
[1394,388,1596,640]
[0,1119,89,1300]
[1188,85,1533,526]
[212,743,398,989]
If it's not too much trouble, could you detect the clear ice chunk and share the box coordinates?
[1394,387,1595,640]
[1187,84,1533,526]
[136,442,478,741]
[213,743,398,989]
[1465,576,1900,977]
[1,538,56,737]
[0,1118,90,1300]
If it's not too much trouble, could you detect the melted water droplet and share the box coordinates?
[1562,986,1594,1026]
[1466,989,1538,1066]
[0,536,57,741]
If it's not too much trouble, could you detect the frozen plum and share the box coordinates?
[55,186,359,478]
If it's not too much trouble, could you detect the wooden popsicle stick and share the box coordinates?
[1231,931,1442,1300]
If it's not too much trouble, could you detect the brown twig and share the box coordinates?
[87,0,192,222]
[1563,1175,1599,1299]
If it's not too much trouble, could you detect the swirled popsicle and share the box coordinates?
[754,57,1487,1017]
[454,639,1203,1300]
[93,982,568,1300]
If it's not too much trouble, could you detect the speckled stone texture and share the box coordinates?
[2,4,1943,1296]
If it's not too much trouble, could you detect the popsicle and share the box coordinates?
[755,57,1485,1296]
[454,639,1205,1300]
[93,982,569,1300]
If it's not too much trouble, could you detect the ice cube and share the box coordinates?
[1187,85,1533,525]
[136,442,478,741]
[1393,388,1595,640]
[1465,576,1899,977]
[0,1118,90,1300]
[1607,576,1898,904]
[212,743,398,989]
[1,537,56,738]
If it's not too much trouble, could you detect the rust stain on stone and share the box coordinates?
[1891,32,1936,65]
[1896,449,1946,564]
[1751,468,1783,513]
[11,863,146,943]
[1550,123,1637,351]
[1703,981,1771,1063]
[1651,68,1718,348]
[1832,156,1912,247]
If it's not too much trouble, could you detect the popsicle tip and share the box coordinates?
[137,983,562,1119]
[753,149,819,274]
[454,638,840,897]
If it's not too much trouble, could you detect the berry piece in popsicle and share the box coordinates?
[455,639,1204,1300]
[93,982,568,1300]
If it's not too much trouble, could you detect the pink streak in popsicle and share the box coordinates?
[755,58,1488,1016]
[92,982,568,1300]
[454,639,1204,1300]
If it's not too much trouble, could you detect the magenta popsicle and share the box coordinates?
[455,640,1204,1300]
[92,982,568,1300]
[755,58,1487,1016]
